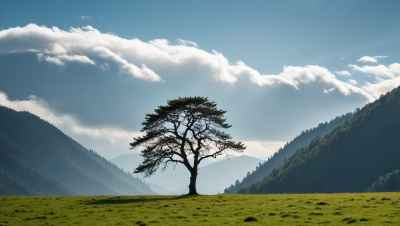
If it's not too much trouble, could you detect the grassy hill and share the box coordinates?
[238,86,400,194]
[1,193,399,225]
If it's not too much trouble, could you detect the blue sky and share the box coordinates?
[1,0,400,159]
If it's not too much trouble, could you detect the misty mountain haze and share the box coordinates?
[111,154,263,194]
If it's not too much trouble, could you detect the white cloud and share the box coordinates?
[361,77,400,99]
[0,24,377,102]
[42,43,95,65]
[249,65,374,101]
[348,62,400,99]
[0,24,161,82]
[348,63,400,79]
[357,56,377,63]
[340,58,345,60]
[348,79,358,85]
[335,70,351,76]
[374,56,387,59]
[323,87,335,94]
[177,39,198,47]
[0,91,142,145]
[242,141,286,159]
[100,63,110,71]
[37,53,65,66]
[356,56,387,64]
[75,15,92,20]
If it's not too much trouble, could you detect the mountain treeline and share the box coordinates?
[238,86,400,194]
[368,169,400,192]
[0,105,155,196]
[224,112,354,194]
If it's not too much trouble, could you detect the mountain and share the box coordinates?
[110,153,149,173]
[238,86,400,194]
[111,154,262,194]
[110,153,215,173]
[148,183,172,195]
[0,105,155,196]
[0,129,77,196]
[225,112,354,193]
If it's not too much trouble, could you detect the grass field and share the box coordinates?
[0,193,399,225]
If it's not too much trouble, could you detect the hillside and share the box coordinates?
[224,112,354,193]
[0,106,155,196]
[238,86,400,194]
[2,193,400,225]
[0,130,77,196]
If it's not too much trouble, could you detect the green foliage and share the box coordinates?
[1,193,399,225]
[238,86,400,194]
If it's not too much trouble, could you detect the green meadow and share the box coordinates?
[0,193,399,225]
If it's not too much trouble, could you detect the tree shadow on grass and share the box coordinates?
[84,195,195,205]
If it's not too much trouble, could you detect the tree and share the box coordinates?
[235,180,240,186]
[130,96,246,195]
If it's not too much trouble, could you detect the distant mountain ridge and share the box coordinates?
[0,105,155,196]
[238,86,400,194]
[111,154,263,194]
[224,111,354,194]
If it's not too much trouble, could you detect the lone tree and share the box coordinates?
[130,96,246,195]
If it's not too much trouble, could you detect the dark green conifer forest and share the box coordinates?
[238,86,400,194]
[225,112,354,194]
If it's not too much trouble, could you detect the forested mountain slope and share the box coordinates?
[0,106,155,196]
[0,129,77,196]
[238,86,400,194]
[224,112,354,193]
[13,110,154,195]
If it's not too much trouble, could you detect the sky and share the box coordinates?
[1,0,400,160]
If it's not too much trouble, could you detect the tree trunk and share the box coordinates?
[188,169,198,195]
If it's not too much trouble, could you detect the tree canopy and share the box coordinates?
[130,96,246,195]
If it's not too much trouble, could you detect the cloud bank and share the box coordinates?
[348,63,400,79]
[348,62,400,99]
[0,24,378,102]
